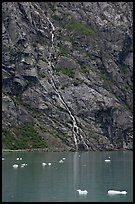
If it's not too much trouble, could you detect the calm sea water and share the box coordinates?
[2,151,133,202]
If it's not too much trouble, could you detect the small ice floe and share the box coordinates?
[12,164,19,168]
[2,158,5,161]
[108,190,127,195]
[48,162,51,166]
[77,189,88,195]
[42,162,47,166]
[16,157,22,160]
[59,160,64,163]
[62,157,66,160]
[105,159,111,162]
[21,163,26,167]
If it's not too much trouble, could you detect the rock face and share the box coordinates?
[2,2,133,151]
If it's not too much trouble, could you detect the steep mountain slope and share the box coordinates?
[2,2,133,151]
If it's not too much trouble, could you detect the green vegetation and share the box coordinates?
[77,60,90,74]
[2,124,48,149]
[2,130,17,149]
[49,129,69,144]
[59,46,69,57]
[52,14,63,21]
[11,95,21,106]
[36,124,48,133]
[35,123,69,143]
[80,65,89,74]
[63,35,72,41]
[32,34,48,46]
[37,37,47,46]
[121,64,129,74]
[123,84,129,90]
[56,67,75,78]
[97,70,114,85]
[65,17,96,36]
[112,136,123,147]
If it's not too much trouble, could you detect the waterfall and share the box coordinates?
[44,16,89,150]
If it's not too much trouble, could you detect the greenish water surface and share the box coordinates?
[2,151,133,202]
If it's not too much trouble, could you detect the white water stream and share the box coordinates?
[33,7,88,150]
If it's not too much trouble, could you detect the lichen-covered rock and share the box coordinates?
[2,2,133,150]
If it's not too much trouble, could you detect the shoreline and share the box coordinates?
[2,147,75,153]
[2,147,132,153]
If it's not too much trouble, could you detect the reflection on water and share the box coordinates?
[2,151,133,202]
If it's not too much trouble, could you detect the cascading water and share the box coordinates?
[33,4,88,150]
[45,16,89,150]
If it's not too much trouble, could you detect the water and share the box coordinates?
[2,151,133,202]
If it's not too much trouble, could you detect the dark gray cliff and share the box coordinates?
[2,2,133,151]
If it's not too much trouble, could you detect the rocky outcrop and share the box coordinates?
[2,2,133,150]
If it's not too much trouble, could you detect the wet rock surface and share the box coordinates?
[2,2,133,151]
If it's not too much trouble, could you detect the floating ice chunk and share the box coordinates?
[59,160,64,163]
[105,159,111,162]
[13,164,18,168]
[21,163,26,167]
[77,189,88,195]
[42,162,47,166]
[108,190,127,195]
